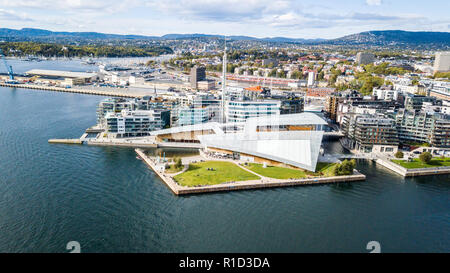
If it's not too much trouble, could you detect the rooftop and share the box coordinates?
[26,69,97,79]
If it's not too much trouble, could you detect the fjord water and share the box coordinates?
[0,87,449,253]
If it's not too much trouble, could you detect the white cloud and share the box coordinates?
[145,0,295,22]
[0,0,140,14]
[366,0,382,6]
[0,0,448,38]
[0,8,34,21]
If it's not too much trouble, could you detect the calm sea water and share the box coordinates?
[0,85,449,253]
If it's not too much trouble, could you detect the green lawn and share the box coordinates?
[315,162,339,177]
[391,157,450,169]
[243,162,338,179]
[173,161,260,187]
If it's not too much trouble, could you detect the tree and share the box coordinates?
[419,152,432,164]
[433,72,450,80]
[175,157,183,169]
[290,70,302,79]
[394,151,404,159]
[317,71,325,81]
[277,70,286,78]
[333,159,356,176]
[268,69,277,77]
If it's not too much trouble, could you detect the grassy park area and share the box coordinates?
[243,162,338,179]
[391,157,450,169]
[173,161,260,187]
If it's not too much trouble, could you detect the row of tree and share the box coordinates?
[0,42,173,57]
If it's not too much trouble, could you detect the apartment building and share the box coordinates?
[433,52,450,73]
[342,114,399,153]
[356,52,375,65]
[394,109,450,147]
[104,109,170,138]
[404,94,437,112]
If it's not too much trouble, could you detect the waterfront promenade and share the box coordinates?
[135,149,366,195]
[0,83,145,98]
[376,158,450,177]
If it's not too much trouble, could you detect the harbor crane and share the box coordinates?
[0,48,15,82]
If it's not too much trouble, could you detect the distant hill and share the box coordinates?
[328,30,450,47]
[0,28,158,41]
[0,28,448,48]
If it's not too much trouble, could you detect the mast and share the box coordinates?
[222,37,227,123]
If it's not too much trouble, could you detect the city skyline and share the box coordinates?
[0,0,449,39]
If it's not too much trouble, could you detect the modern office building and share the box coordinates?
[356,52,375,65]
[433,52,450,73]
[225,100,281,123]
[190,65,206,89]
[175,107,210,126]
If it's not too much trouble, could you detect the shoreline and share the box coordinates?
[375,158,450,177]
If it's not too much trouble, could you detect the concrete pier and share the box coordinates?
[0,83,144,98]
[48,139,82,144]
[136,149,366,195]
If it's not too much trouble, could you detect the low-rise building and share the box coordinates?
[306,87,336,98]
[373,86,400,101]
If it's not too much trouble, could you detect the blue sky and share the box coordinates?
[0,0,449,38]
